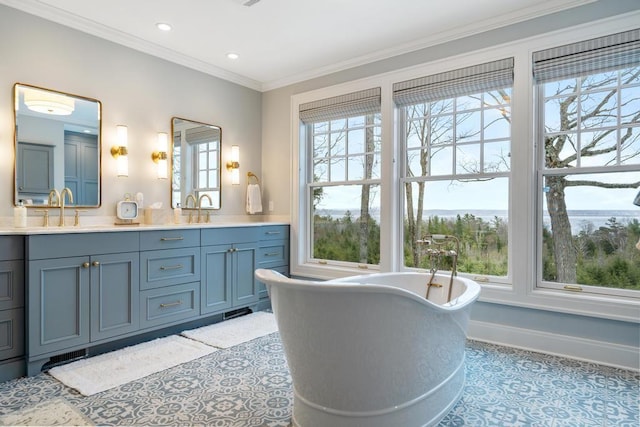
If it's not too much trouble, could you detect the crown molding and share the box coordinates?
[0,0,262,91]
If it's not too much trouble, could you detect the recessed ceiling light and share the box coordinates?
[156,22,172,32]
[227,53,239,60]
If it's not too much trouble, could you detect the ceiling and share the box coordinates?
[1,0,595,91]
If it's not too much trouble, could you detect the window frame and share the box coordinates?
[289,13,640,321]
[534,68,640,299]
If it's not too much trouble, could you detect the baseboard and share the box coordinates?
[467,319,639,371]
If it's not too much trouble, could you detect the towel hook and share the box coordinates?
[247,172,260,184]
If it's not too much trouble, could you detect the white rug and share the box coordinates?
[182,311,278,348]
[0,398,93,426]
[48,335,216,396]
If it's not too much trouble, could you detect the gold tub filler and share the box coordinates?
[416,234,460,302]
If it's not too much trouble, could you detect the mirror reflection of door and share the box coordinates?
[64,131,99,205]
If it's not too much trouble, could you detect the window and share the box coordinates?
[300,88,382,267]
[534,29,640,296]
[395,59,513,280]
[187,126,221,208]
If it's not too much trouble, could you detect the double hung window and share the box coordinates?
[394,59,514,280]
[534,29,640,296]
[300,88,382,267]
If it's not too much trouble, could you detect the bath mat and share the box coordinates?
[182,311,278,348]
[0,398,93,426]
[48,335,216,396]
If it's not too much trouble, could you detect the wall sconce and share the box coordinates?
[226,145,240,185]
[111,125,129,177]
[152,132,168,179]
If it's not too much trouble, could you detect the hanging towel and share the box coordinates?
[246,183,263,214]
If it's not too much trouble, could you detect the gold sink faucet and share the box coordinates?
[197,194,212,223]
[59,187,74,226]
[48,189,60,207]
[185,194,197,224]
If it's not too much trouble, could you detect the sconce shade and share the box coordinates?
[112,125,129,177]
[24,87,75,115]
[227,145,240,185]
[153,132,169,179]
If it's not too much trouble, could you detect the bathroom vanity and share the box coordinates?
[0,223,289,380]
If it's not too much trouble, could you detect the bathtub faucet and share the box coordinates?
[417,234,460,302]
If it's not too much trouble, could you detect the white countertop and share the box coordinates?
[0,214,290,235]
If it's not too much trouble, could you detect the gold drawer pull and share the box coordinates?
[160,264,184,271]
[82,262,90,268]
[265,231,281,235]
[265,252,280,257]
[160,236,184,241]
[160,300,182,308]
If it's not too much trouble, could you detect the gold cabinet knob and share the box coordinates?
[82,262,90,268]
[92,261,100,267]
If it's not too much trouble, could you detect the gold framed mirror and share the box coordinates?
[13,83,102,207]
[171,117,222,210]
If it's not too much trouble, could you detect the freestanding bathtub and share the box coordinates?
[254,269,481,427]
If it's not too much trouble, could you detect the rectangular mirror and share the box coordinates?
[171,117,221,210]
[13,83,101,207]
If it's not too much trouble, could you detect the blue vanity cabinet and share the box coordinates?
[26,232,139,374]
[0,236,25,383]
[201,227,259,314]
[256,225,290,300]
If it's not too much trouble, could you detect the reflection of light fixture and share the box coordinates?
[111,125,129,177]
[156,22,172,31]
[226,145,240,185]
[152,132,168,179]
[24,88,75,115]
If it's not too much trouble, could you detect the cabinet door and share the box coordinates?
[201,244,232,314]
[28,256,90,357]
[90,252,140,341]
[17,142,54,195]
[233,242,258,306]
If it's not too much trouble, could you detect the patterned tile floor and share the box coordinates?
[0,334,637,426]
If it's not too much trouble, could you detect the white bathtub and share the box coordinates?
[254,269,481,427]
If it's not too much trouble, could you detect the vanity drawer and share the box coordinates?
[27,232,139,260]
[257,240,289,267]
[0,261,24,311]
[140,248,200,290]
[0,236,24,261]
[259,225,289,241]
[140,282,199,329]
[201,227,259,246]
[0,308,24,360]
[139,229,200,251]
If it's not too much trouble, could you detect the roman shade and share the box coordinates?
[299,87,381,123]
[532,28,640,83]
[393,58,514,107]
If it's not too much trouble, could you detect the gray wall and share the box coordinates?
[0,4,262,218]
[262,0,640,359]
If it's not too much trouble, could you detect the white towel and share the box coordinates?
[246,183,263,214]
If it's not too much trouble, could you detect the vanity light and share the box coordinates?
[111,125,129,177]
[24,87,75,116]
[226,145,240,185]
[152,132,169,179]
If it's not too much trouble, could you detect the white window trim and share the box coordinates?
[289,11,640,321]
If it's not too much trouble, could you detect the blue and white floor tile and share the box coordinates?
[0,335,637,426]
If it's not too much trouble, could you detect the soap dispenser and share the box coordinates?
[14,201,27,228]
